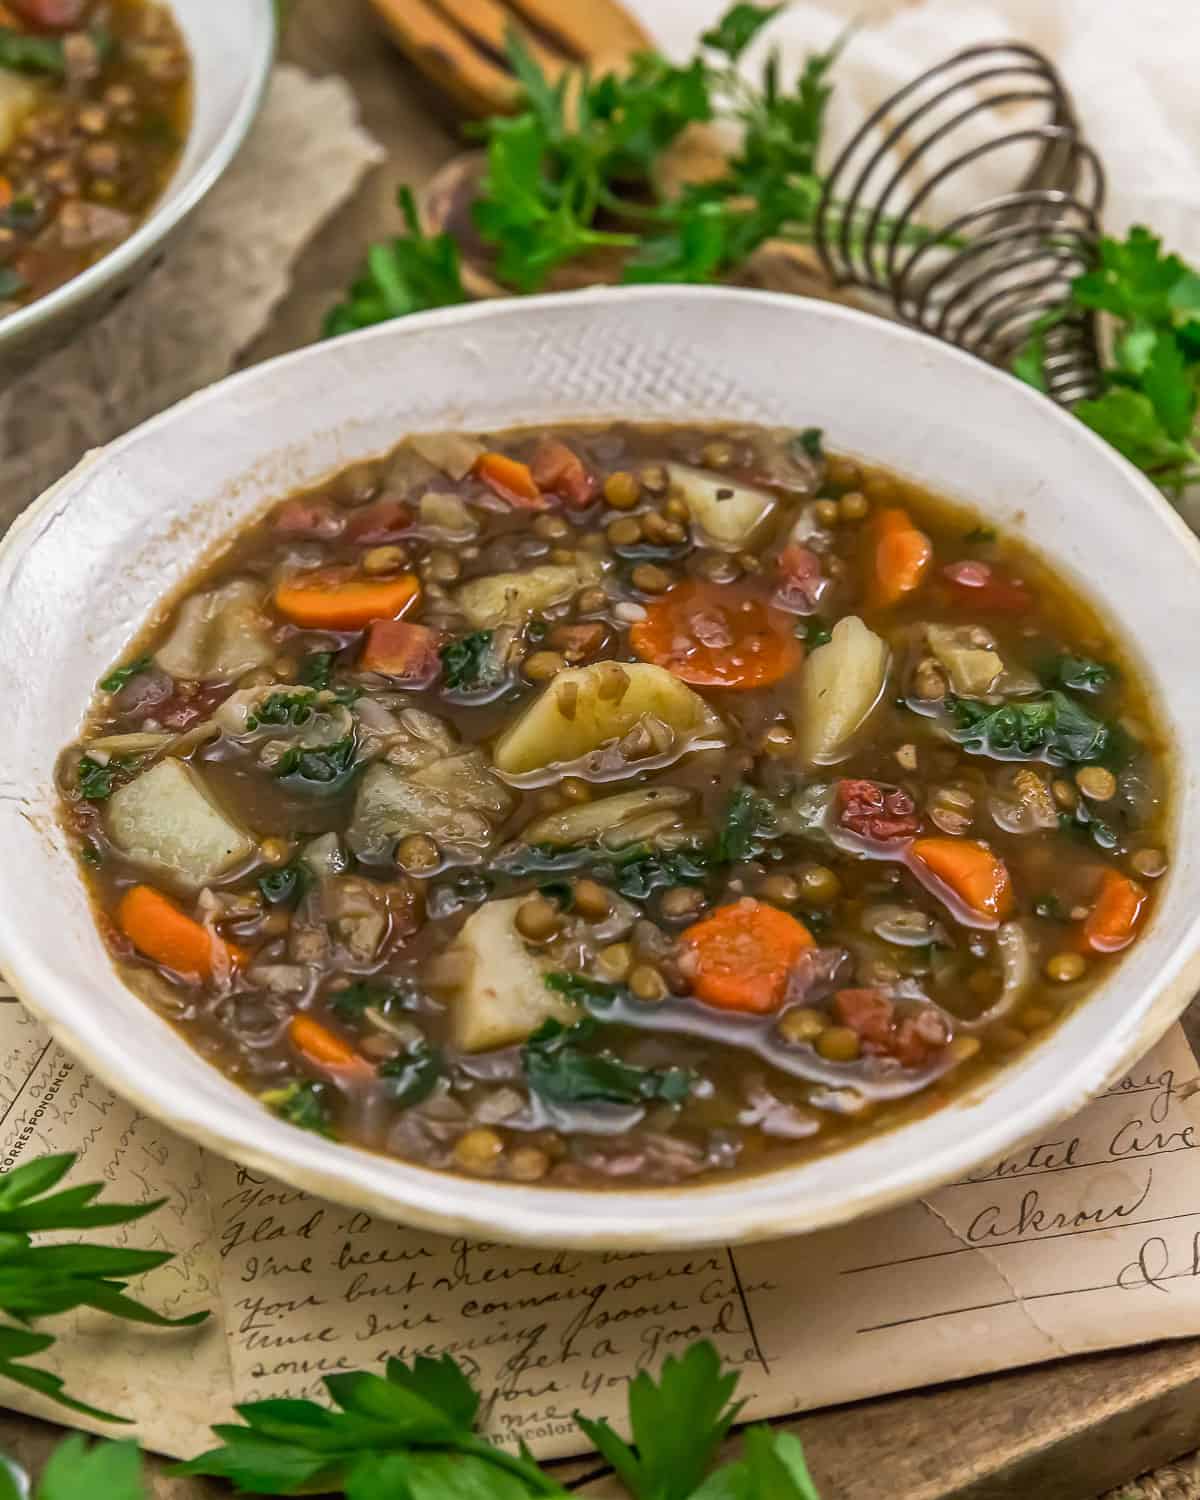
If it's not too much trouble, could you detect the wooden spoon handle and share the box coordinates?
[369,0,653,118]
[504,0,654,60]
[370,0,520,117]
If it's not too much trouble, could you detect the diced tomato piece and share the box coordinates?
[531,437,597,508]
[837,779,921,843]
[10,0,86,28]
[359,620,441,686]
[273,499,344,538]
[941,560,1034,614]
[344,497,413,544]
[774,544,830,615]
[833,988,894,1048]
[833,989,948,1067]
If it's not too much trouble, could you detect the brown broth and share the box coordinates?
[56,423,1170,1190]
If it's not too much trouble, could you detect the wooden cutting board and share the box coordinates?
[4,5,1186,1498]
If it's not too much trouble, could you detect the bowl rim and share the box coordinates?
[4,283,1200,1250]
[0,0,277,350]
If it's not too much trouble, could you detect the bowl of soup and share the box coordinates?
[2,286,1199,1248]
[0,0,273,371]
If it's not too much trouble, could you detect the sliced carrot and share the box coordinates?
[474,452,545,508]
[288,1014,371,1075]
[274,571,420,630]
[629,579,802,690]
[681,898,814,1014]
[359,619,441,684]
[117,885,245,980]
[1080,870,1148,954]
[0,178,12,211]
[866,507,933,609]
[909,837,1014,923]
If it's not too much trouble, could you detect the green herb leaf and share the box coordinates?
[963,525,996,544]
[717,784,775,863]
[176,1357,562,1495]
[574,1341,743,1500]
[246,689,317,732]
[440,630,502,692]
[298,652,335,690]
[328,979,405,1020]
[611,846,711,901]
[0,28,67,75]
[0,267,27,301]
[273,736,358,793]
[523,1019,694,1108]
[543,971,622,1007]
[802,618,833,648]
[949,691,1112,765]
[795,426,824,461]
[0,1155,206,1423]
[1040,653,1114,693]
[76,756,141,803]
[261,1081,333,1137]
[1034,893,1067,920]
[257,861,310,908]
[35,1436,145,1500]
[701,2,787,59]
[324,187,468,337]
[98,656,152,694]
[378,1042,443,1109]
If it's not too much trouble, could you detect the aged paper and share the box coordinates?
[3,976,1200,1464]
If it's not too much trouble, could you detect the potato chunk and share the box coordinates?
[348,752,513,862]
[493,661,725,777]
[796,616,889,763]
[448,898,580,1052]
[0,75,37,156]
[106,759,254,890]
[666,463,775,547]
[155,579,274,681]
[456,560,601,628]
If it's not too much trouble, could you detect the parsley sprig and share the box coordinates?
[1015,225,1200,495]
[0,1154,206,1424]
[324,3,847,331]
[0,1177,822,1498]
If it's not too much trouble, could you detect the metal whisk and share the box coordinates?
[814,42,1105,405]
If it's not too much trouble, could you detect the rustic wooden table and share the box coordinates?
[3,4,1200,1495]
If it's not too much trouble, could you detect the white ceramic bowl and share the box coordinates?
[2,287,1199,1250]
[0,0,275,373]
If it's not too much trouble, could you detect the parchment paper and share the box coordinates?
[4,978,1200,1465]
[0,63,383,529]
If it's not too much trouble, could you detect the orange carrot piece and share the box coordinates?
[288,1014,371,1074]
[681,898,814,1014]
[1081,870,1148,954]
[0,178,11,211]
[117,885,244,980]
[630,579,802,690]
[867,507,933,608]
[273,572,419,630]
[909,837,1014,922]
[474,451,545,507]
[359,619,441,684]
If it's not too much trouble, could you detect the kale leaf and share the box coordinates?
[523,1018,694,1108]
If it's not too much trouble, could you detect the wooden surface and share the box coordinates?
[2,3,1200,1496]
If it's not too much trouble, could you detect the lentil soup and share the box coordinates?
[0,0,190,314]
[57,423,1169,1189]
